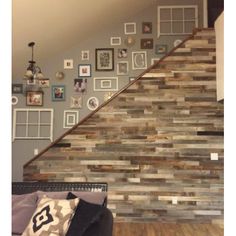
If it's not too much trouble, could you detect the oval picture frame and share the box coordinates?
[87,97,99,111]
[12,96,18,105]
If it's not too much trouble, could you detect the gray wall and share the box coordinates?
[12,0,204,181]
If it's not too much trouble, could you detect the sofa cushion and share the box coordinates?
[12,192,38,235]
[22,196,79,236]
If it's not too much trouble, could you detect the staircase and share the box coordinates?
[24,29,224,224]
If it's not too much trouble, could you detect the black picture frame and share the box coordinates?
[12,84,23,94]
[95,48,114,71]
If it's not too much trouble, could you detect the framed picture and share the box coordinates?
[78,64,91,77]
[51,85,65,101]
[155,44,168,54]
[132,51,147,70]
[118,48,128,58]
[70,96,82,109]
[12,96,19,105]
[142,22,152,34]
[95,48,114,71]
[141,38,153,49]
[117,61,129,75]
[64,59,73,69]
[124,36,136,47]
[74,78,87,93]
[94,77,118,91]
[81,50,89,60]
[63,110,79,128]
[151,58,161,65]
[87,97,99,111]
[124,22,136,34]
[12,84,23,94]
[110,37,121,46]
[26,91,43,106]
[38,78,50,87]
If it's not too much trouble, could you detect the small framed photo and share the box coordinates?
[104,92,114,101]
[74,78,87,93]
[26,91,43,106]
[38,78,50,87]
[124,22,136,35]
[141,38,153,49]
[95,48,114,71]
[12,84,23,94]
[151,58,160,65]
[51,85,65,101]
[110,37,121,46]
[132,51,147,70]
[87,97,99,111]
[64,59,73,69]
[118,49,128,58]
[70,96,82,109]
[142,22,152,34]
[63,110,79,128]
[155,44,168,54]
[117,61,129,75]
[81,50,89,60]
[78,64,91,77]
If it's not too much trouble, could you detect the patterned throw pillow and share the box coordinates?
[22,196,79,236]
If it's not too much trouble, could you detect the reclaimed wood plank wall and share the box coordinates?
[24,29,224,224]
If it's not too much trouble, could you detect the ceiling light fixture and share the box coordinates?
[24,42,44,81]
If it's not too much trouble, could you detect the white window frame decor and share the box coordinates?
[13,108,54,141]
[94,77,118,91]
[124,22,136,35]
[63,110,79,128]
[64,59,74,69]
[157,5,198,38]
[117,61,129,75]
[110,37,121,46]
[81,50,89,61]
[132,51,147,70]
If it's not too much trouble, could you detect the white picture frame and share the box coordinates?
[94,77,118,91]
[151,58,161,65]
[87,97,99,111]
[63,110,79,128]
[64,59,74,69]
[110,37,121,46]
[81,50,89,60]
[117,61,129,75]
[132,51,147,70]
[124,22,136,35]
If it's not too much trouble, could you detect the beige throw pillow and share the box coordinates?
[22,196,79,236]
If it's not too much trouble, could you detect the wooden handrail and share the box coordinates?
[23,28,213,168]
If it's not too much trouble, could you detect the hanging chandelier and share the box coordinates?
[24,42,45,81]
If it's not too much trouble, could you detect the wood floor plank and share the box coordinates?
[113,222,224,236]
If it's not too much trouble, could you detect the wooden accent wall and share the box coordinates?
[24,29,224,224]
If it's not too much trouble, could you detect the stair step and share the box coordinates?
[164,56,214,62]
[195,30,215,37]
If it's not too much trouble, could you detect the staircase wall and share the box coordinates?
[24,29,224,224]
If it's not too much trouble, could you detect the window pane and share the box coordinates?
[40,126,50,137]
[28,125,38,137]
[172,8,183,20]
[28,111,38,124]
[160,22,171,34]
[16,125,26,137]
[172,22,183,34]
[16,111,26,123]
[160,9,171,21]
[185,21,196,33]
[184,8,196,20]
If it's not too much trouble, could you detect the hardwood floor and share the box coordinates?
[113,222,224,236]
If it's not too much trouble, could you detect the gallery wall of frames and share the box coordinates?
[12,0,204,181]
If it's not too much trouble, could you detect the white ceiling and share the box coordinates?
[12,0,156,79]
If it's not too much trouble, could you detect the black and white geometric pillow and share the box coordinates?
[22,196,79,236]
